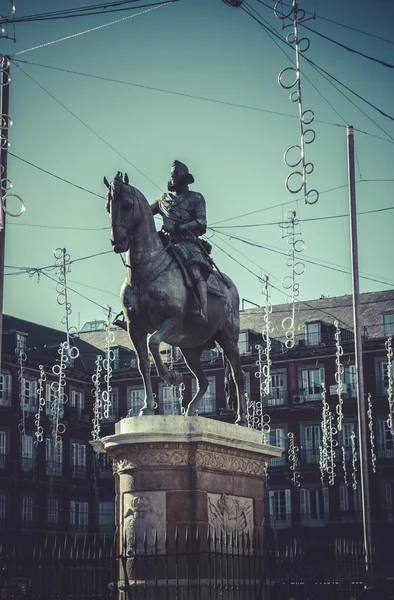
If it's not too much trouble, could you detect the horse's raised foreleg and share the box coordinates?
[181,347,209,417]
[148,318,183,386]
[218,335,247,426]
[128,327,155,416]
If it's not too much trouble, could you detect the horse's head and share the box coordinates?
[104,171,136,253]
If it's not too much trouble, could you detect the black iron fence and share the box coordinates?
[0,531,379,600]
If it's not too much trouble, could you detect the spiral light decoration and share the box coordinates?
[274,0,319,205]
[385,337,394,435]
[103,306,114,419]
[334,321,345,431]
[281,211,305,348]
[91,355,103,441]
[367,393,377,474]
[350,430,358,490]
[179,382,186,416]
[0,54,25,232]
[34,365,46,444]
[342,446,348,487]
[17,347,27,434]
[319,382,336,485]
[287,432,300,487]
[252,276,272,442]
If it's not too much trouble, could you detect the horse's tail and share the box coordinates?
[224,356,237,411]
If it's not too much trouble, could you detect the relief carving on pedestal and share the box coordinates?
[123,492,166,555]
[208,493,253,541]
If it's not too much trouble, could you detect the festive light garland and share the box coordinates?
[34,364,46,444]
[385,337,394,435]
[334,321,345,431]
[287,431,300,487]
[281,211,305,349]
[367,393,377,474]
[91,355,103,441]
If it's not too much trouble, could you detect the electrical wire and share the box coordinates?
[14,2,175,56]
[12,62,164,192]
[12,58,394,146]
[9,152,104,199]
[2,1,177,24]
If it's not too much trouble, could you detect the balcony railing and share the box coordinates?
[0,453,9,470]
[20,456,35,472]
[266,392,288,407]
[46,462,63,477]
[376,377,390,397]
[71,465,87,479]
[376,444,394,459]
[268,455,287,467]
[0,393,11,407]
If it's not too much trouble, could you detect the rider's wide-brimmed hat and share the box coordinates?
[168,160,194,191]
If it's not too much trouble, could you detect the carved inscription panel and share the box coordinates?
[208,493,253,540]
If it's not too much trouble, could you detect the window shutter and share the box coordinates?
[300,489,307,517]
[322,487,329,514]
[268,491,274,517]
[285,489,291,522]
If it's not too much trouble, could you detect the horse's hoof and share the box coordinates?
[167,370,183,386]
[139,407,155,416]
[235,417,247,427]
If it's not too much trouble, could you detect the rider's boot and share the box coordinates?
[194,280,208,323]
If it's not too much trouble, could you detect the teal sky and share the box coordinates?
[3,0,394,332]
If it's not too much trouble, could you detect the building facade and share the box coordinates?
[1,290,393,551]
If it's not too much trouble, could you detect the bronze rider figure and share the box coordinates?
[150,160,212,323]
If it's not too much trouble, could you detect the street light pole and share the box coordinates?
[347,125,373,583]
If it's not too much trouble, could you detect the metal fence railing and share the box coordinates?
[0,530,382,600]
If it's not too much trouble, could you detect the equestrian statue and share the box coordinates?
[104,160,247,424]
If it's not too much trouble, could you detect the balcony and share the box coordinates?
[0,393,11,407]
[376,444,394,459]
[265,392,288,407]
[71,465,87,479]
[376,377,391,397]
[46,462,63,477]
[20,456,35,473]
[0,453,9,471]
[300,449,321,465]
[268,454,287,467]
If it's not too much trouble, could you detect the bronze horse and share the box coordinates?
[105,172,247,425]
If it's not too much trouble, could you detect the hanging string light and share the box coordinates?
[34,365,46,444]
[275,0,319,205]
[367,393,377,474]
[342,446,348,487]
[179,382,186,415]
[17,346,27,434]
[91,355,103,442]
[287,432,300,487]
[102,306,114,419]
[385,337,394,435]
[351,430,358,490]
[334,321,345,431]
[253,275,272,442]
[281,211,305,348]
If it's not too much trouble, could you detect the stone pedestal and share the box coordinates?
[95,416,283,599]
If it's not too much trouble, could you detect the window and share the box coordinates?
[306,322,321,346]
[70,501,88,531]
[339,485,362,520]
[238,331,250,355]
[300,488,329,526]
[70,389,84,417]
[158,383,181,415]
[21,496,33,526]
[268,490,291,528]
[71,442,86,478]
[268,428,286,466]
[377,419,394,459]
[97,452,113,477]
[376,359,394,397]
[15,332,27,355]
[99,501,115,532]
[383,482,394,522]
[46,437,63,476]
[45,383,64,417]
[0,373,11,407]
[344,365,357,398]
[383,312,394,337]
[300,367,324,401]
[48,498,59,526]
[127,387,144,416]
[191,376,216,414]
[267,371,287,406]
[0,494,6,524]
[101,388,118,422]
[111,347,120,370]
[21,433,34,472]
[303,424,321,464]
[22,379,37,413]
[0,430,7,469]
